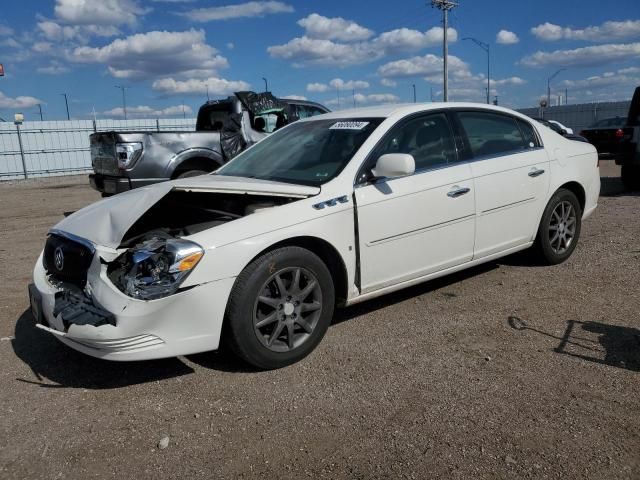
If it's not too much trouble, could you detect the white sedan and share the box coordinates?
[29,104,600,369]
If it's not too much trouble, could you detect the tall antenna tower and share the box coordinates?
[431,0,458,102]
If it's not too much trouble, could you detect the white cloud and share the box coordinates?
[521,42,640,68]
[69,29,228,79]
[226,42,235,49]
[0,25,13,36]
[0,38,21,49]
[103,104,193,118]
[268,23,457,67]
[37,20,120,42]
[329,78,370,90]
[152,76,251,96]
[327,92,400,107]
[306,83,330,93]
[377,53,468,78]
[281,95,307,101]
[559,67,640,91]
[374,26,457,52]
[182,1,293,22]
[531,20,640,42]
[491,76,526,86]
[0,91,42,109]
[496,29,519,45]
[37,61,70,75]
[32,42,53,53]
[380,78,397,87]
[54,0,147,27]
[297,13,373,42]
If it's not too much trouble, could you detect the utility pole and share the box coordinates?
[431,87,435,102]
[206,84,210,101]
[352,89,356,108]
[37,104,43,121]
[412,84,416,103]
[60,93,70,120]
[337,86,341,109]
[547,68,565,108]
[463,37,490,104]
[262,77,268,92]
[565,88,568,105]
[115,85,128,120]
[431,0,458,102]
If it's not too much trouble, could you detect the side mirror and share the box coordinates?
[372,153,415,180]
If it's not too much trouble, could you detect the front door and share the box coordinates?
[354,112,476,294]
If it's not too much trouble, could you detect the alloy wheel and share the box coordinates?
[548,200,577,255]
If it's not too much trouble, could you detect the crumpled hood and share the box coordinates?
[53,175,320,249]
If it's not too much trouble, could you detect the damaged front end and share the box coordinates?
[107,234,203,300]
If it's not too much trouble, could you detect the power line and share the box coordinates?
[431,0,458,102]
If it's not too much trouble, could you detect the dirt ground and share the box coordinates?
[0,161,638,479]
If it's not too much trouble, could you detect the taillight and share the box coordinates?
[615,129,624,139]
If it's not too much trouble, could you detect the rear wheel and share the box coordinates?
[534,189,582,265]
[621,165,640,191]
[224,246,335,369]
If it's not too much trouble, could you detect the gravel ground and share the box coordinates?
[0,162,638,479]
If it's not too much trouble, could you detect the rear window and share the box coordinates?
[457,111,528,157]
[196,102,233,131]
[590,118,625,128]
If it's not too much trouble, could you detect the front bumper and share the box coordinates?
[89,174,166,194]
[30,252,235,361]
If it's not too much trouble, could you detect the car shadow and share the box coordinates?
[333,262,497,325]
[12,309,195,389]
[508,316,640,372]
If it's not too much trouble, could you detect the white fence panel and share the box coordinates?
[0,118,196,180]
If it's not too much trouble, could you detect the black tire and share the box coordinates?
[176,169,208,179]
[621,165,640,191]
[534,188,582,265]
[101,192,113,198]
[224,246,335,370]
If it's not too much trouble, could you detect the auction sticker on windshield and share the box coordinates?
[329,121,370,130]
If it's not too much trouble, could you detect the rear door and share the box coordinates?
[355,112,475,293]
[454,110,550,259]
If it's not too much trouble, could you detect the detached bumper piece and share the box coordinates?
[53,290,116,329]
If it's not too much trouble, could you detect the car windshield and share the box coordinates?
[216,118,384,186]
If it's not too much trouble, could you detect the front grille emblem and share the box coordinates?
[54,246,65,271]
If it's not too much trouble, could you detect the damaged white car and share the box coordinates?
[29,104,600,369]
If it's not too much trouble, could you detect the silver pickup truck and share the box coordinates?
[89,92,329,195]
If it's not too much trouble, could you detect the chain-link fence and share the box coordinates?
[0,118,196,181]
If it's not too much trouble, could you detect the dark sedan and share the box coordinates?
[579,117,627,155]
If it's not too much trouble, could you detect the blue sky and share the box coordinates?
[1,0,639,120]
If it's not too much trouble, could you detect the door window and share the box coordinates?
[373,113,457,171]
[458,111,528,158]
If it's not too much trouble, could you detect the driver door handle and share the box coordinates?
[447,186,471,198]
[528,168,545,178]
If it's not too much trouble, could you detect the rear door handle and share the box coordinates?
[447,186,471,198]
[528,168,545,178]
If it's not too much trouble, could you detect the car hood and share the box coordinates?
[53,175,320,249]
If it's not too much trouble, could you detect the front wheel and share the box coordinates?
[224,246,335,369]
[533,188,582,265]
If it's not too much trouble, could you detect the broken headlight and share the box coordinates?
[107,236,204,300]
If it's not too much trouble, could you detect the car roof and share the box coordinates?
[309,102,532,120]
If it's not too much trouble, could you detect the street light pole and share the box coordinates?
[547,68,566,108]
[412,83,417,103]
[463,37,490,104]
[115,85,128,120]
[60,93,70,120]
[431,0,458,102]
[37,104,43,121]
[262,77,268,92]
